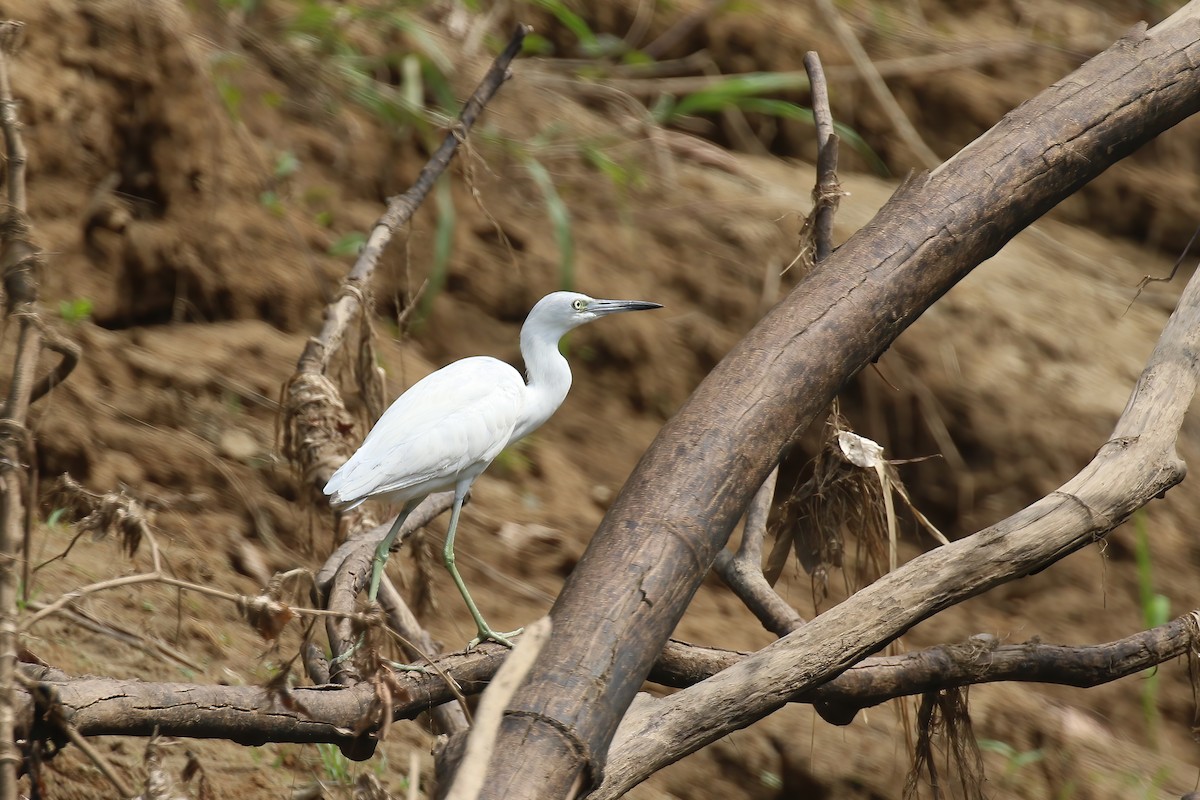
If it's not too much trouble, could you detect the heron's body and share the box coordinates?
[325,291,660,648]
[325,357,530,509]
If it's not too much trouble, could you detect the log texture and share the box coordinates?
[469,8,1200,798]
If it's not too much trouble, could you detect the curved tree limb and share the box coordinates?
[710,51,845,639]
[593,128,1200,796]
[712,453,799,636]
[14,614,1198,753]
[469,8,1200,798]
[318,492,454,682]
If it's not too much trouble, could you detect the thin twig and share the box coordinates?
[291,24,530,379]
[640,0,724,60]
[377,576,470,733]
[0,22,34,799]
[23,601,200,672]
[812,0,940,169]
[804,51,841,263]
[22,553,377,634]
[28,321,80,404]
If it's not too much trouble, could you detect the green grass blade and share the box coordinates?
[418,175,457,323]
[525,159,575,291]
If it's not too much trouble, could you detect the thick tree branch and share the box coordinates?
[594,145,1200,796]
[470,8,1200,798]
[712,453,799,636]
[15,615,1197,753]
[802,614,1200,726]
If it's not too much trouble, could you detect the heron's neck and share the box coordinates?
[513,326,572,442]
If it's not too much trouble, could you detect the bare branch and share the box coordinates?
[281,23,530,497]
[319,495,456,685]
[443,618,551,800]
[377,575,469,735]
[812,0,940,169]
[0,21,38,799]
[595,192,1200,795]
[17,672,134,798]
[804,51,841,263]
[12,616,1196,755]
[471,10,1200,797]
[712,471,801,636]
[707,52,854,636]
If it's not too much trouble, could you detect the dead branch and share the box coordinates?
[21,533,374,640]
[708,53,850,637]
[377,576,470,735]
[16,672,134,798]
[443,618,551,800]
[803,51,841,264]
[593,172,1200,796]
[281,24,530,498]
[22,600,200,673]
[12,615,1196,756]
[321,497,453,685]
[469,9,1200,798]
[0,20,80,800]
[812,0,940,169]
[281,25,527,697]
[711,470,800,636]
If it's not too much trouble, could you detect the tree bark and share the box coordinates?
[467,7,1200,798]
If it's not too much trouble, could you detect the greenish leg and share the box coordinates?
[334,501,420,666]
[444,482,523,649]
[368,500,418,603]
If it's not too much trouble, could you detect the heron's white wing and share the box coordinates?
[325,357,524,505]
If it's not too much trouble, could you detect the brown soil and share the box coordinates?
[8,0,1200,798]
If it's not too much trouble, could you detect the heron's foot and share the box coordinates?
[467,626,524,650]
[386,660,431,674]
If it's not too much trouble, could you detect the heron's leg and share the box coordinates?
[443,481,523,649]
[330,501,423,667]
[368,500,419,603]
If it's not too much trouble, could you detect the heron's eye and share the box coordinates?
[572,298,587,311]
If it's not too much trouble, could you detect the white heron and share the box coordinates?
[325,291,661,648]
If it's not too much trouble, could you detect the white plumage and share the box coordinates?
[326,357,523,509]
[326,291,661,648]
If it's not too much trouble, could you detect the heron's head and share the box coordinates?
[526,291,662,336]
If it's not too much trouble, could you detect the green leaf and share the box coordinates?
[328,232,366,257]
[58,297,94,324]
[273,150,300,179]
[418,176,457,323]
[670,73,812,116]
[533,0,599,48]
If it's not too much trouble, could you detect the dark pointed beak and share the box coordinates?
[591,299,663,316]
